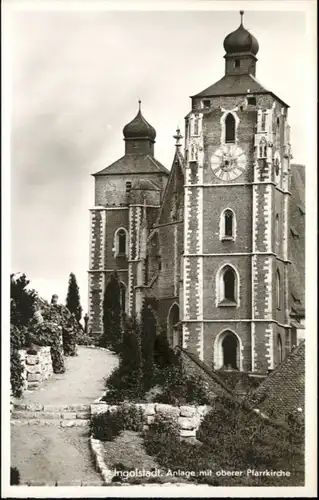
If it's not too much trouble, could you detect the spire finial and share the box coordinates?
[138,99,142,111]
[173,127,183,149]
[240,10,244,25]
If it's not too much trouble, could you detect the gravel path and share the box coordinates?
[11,347,118,485]
[13,346,118,405]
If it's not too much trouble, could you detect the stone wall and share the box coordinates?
[91,402,211,438]
[18,347,53,391]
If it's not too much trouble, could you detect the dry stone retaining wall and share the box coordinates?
[91,402,211,438]
[18,347,53,391]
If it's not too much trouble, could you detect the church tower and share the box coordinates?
[182,11,293,373]
[88,102,168,335]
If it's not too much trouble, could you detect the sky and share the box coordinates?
[7,1,313,315]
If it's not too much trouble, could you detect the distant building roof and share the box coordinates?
[93,154,169,176]
[247,341,305,421]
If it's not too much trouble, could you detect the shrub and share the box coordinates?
[154,358,211,405]
[90,405,146,441]
[28,321,65,374]
[103,316,144,402]
[77,334,99,346]
[10,349,24,397]
[10,466,20,485]
[116,404,146,432]
[90,410,123,441]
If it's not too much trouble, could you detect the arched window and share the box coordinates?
[114,228,128,257]
[167,303,181,348]
[277,334,283,364]
[220,209,236,240]
[222,333,238,370]
[261,110,267,132]
[276,270,281,309]
[120,282,126,312]
[258,137,267,159]
[225,113,236,143]
[214,329,242,371]
[217,265,238,306]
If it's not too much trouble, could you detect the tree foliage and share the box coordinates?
[141,302,157,390]
[66,273,82,321]
[10,273,38,327]
[103,315,144,402]
[102,271,122,351]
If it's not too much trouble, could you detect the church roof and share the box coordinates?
[92,154,169,176]
[247,341,305,421]
[289,164,305,315]
[192,73,289,108]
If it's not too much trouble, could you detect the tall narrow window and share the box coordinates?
[193,116,199,135]
[276,270,281,309]
[114,228,128,257]
[118,230,126,254]
[225,113,235,143]
[261,110,267,132]
[217,265,239,306]
[225,211,233,237]
[224,269,235,301]
[220,209,236,240]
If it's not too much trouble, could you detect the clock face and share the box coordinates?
[211,144,246,181]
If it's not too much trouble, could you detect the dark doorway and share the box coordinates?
[222,332,238,369]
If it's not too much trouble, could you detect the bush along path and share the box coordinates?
[10,346,119,486]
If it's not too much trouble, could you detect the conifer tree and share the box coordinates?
[66,273,82,321]
[102,271,122,350]
[141,301,157,390]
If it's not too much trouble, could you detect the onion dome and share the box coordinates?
[223,11,259,56]
[123,100,156,141]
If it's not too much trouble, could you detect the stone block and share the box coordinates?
[143,404,156,416]
[38,412,61,419]
[26,364,42,374]
[27,382,41,390]
[178,417,197,430]
[13,404,27,411]
[147,415,155,424]
[180,429,196,438]
[60,420,75,427]
[76,412,91,419]
[62,412,77,420]
[155,404,180,417]
[66,404,90,412]
[11,411,30,420]
[180,406,196,417]
[27,373,42,382]
[26,355,40,365]
[43,405,68,412]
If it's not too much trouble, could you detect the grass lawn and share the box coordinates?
[101,431,192,485]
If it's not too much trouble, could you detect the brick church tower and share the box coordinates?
[88,102,168,335]
[182,11,293,373]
